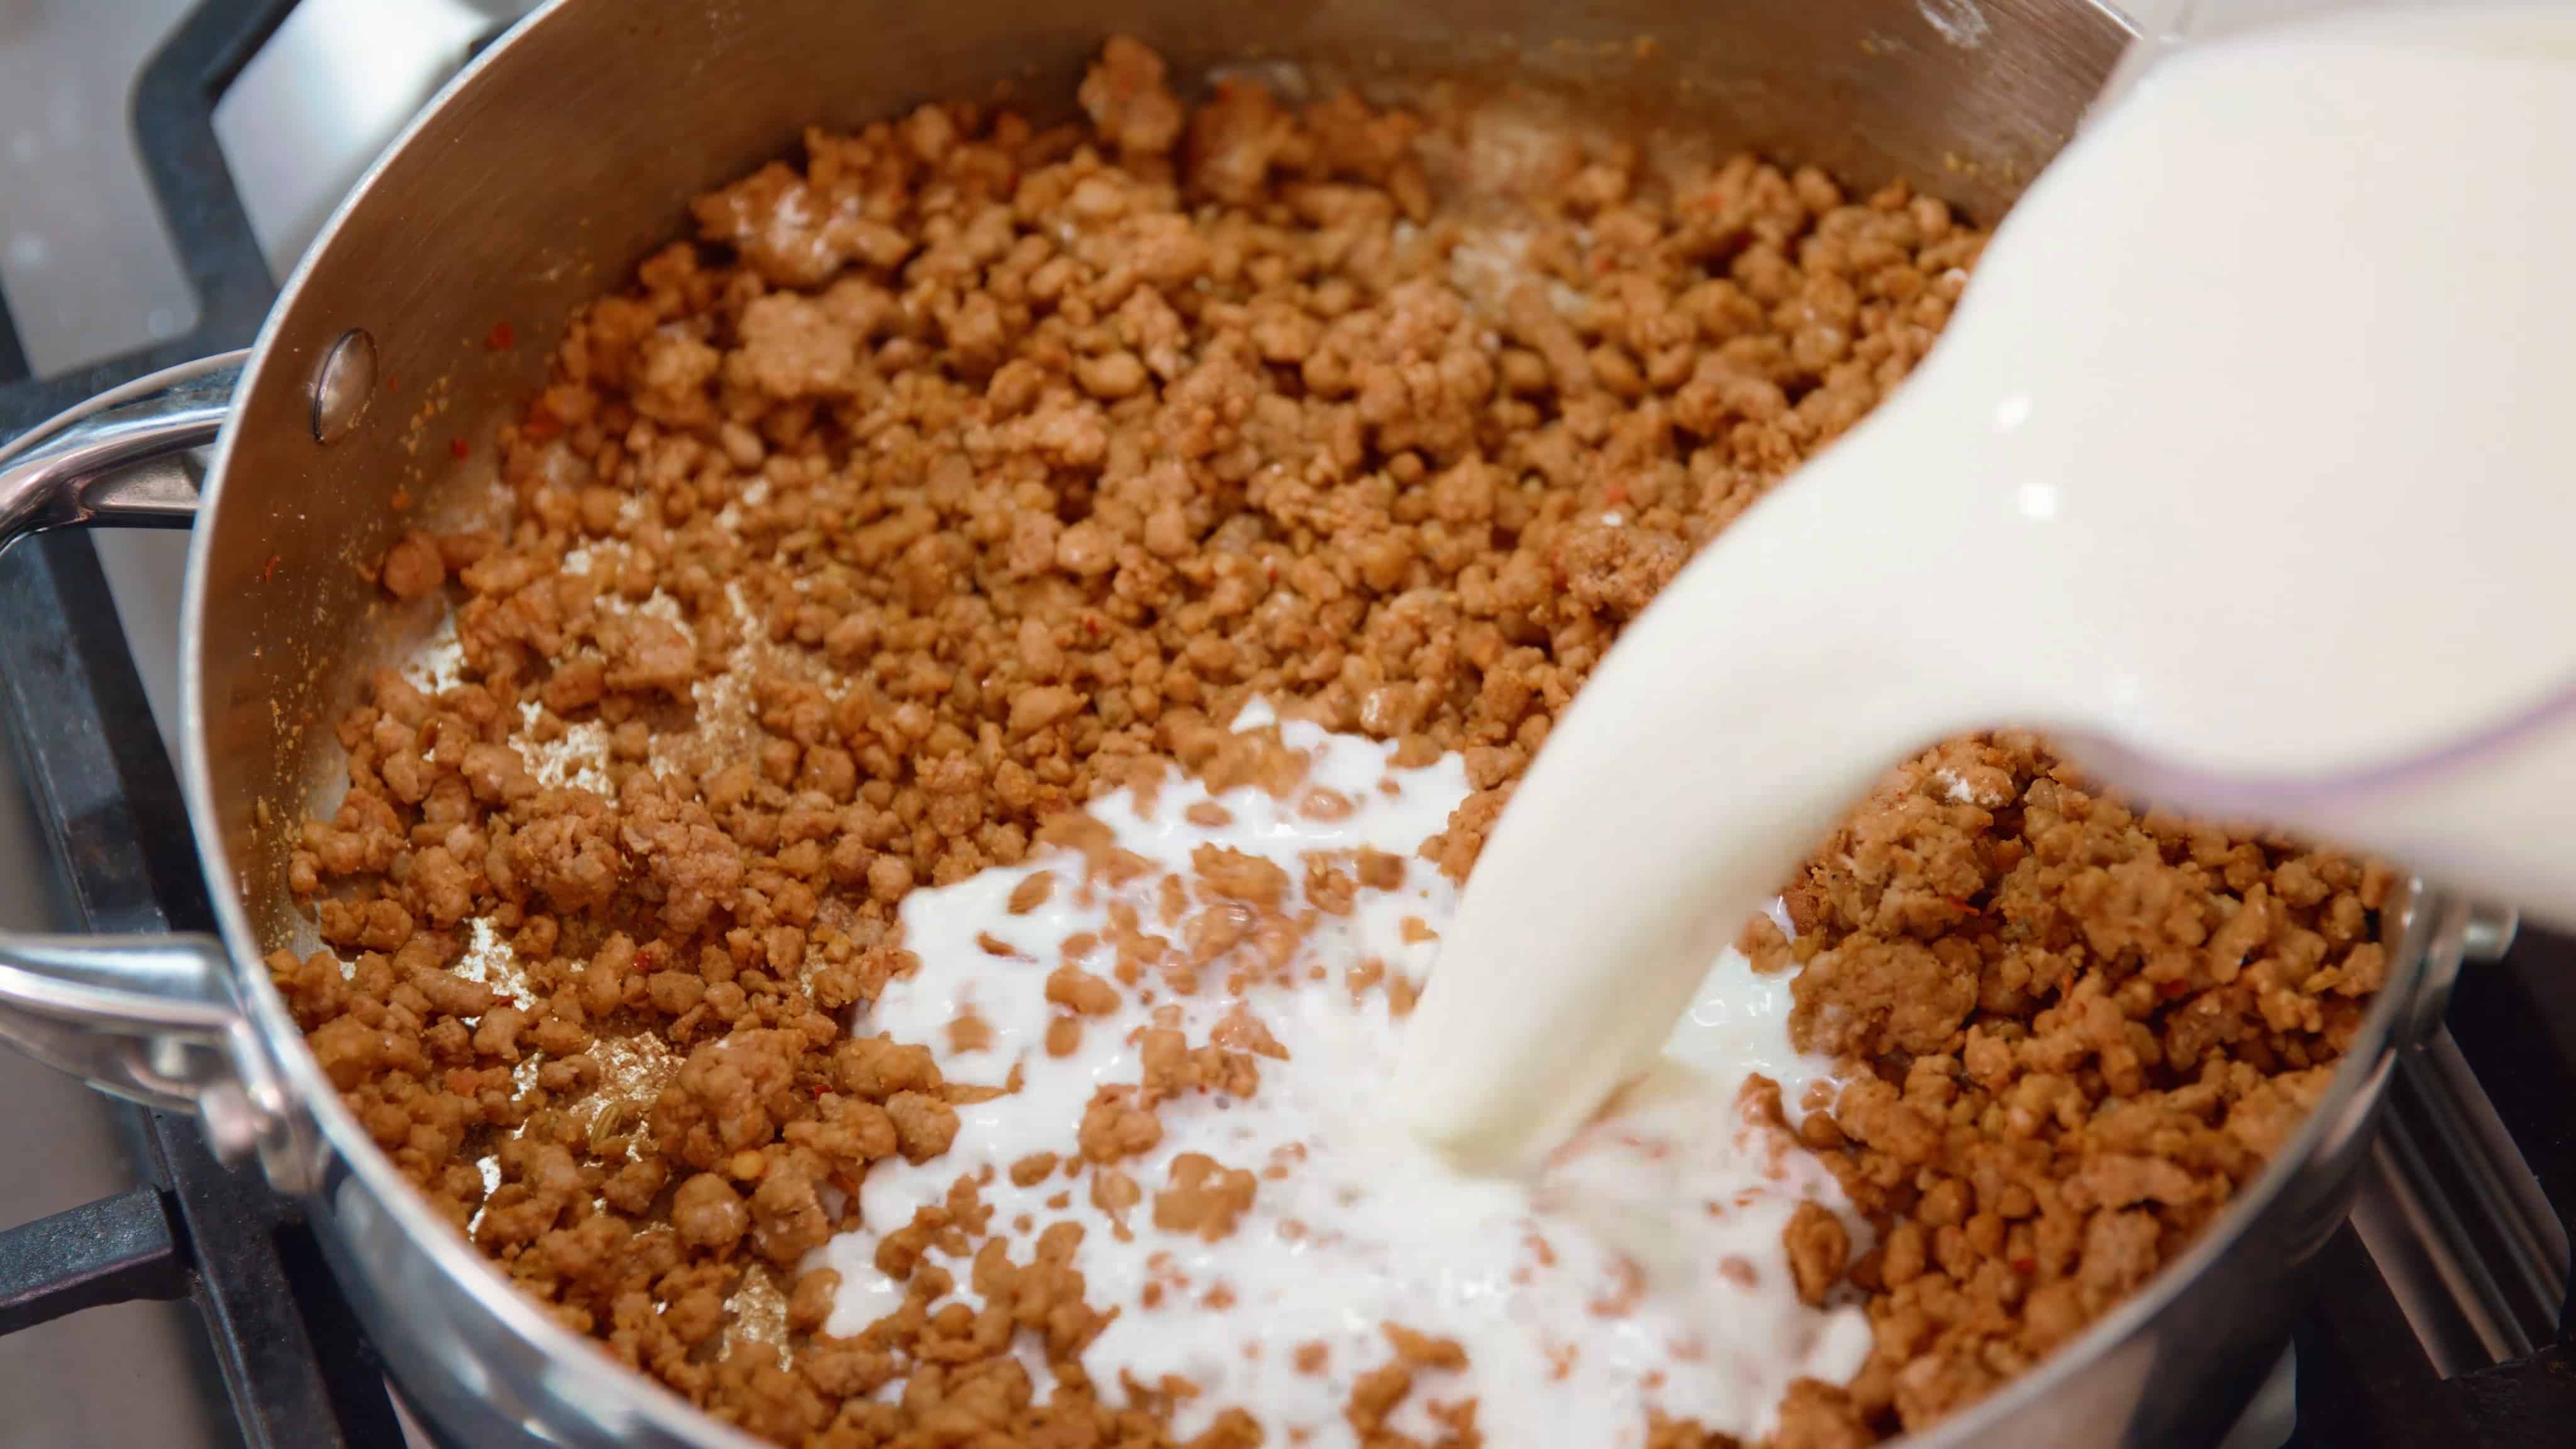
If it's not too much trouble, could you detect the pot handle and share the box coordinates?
[0,351,242,538]
[0,352,318,1194]
[0,935,309,1191]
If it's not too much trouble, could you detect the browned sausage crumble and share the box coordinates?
[275,38,2384,1448]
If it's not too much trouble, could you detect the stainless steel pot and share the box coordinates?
[0,1,2514,1444]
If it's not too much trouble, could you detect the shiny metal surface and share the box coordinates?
[2401,899,2518,1045]
[215,0,538,282]
[0,9,519,1446]
[0,354,236,539]
[306,328,374,443]
[2462,901,2519,962]
[0,935,272,1162]
[0,352,293,1180]
[0,0,2494,1445]
[2348,1027,2570,1377]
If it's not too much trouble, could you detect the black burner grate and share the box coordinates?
[0,1,412,1445]
[0,538,418,1448]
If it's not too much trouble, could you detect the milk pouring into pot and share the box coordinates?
[1401,1,2576,1172]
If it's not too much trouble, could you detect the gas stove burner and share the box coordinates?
[0,3,2570,1446]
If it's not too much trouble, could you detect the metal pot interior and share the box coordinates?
[191,0,2133,947]
[180,0,2340,1441]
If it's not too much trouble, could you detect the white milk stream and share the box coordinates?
[816,705,1866,1444]
[1401,2,2576,1171]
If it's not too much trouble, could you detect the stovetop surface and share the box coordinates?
[0,4,2570,1447]
[0,9,525,1446]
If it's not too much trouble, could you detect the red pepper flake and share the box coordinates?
[449,436,470,458]
[2158,979,2192,999]
[384,374,401,393]
[260,554,280,584]
[523,411,562,441]
[810,1084,826,1097]
[2011,1257,2037,1275]
[1603,483,1628,504]
[485,321,515,351]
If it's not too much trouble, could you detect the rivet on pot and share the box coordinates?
[2460,902,2519,962]
[311,328,378,445]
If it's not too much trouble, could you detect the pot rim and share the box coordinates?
[179,1,767,1441]
[175,1,2426,1443]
